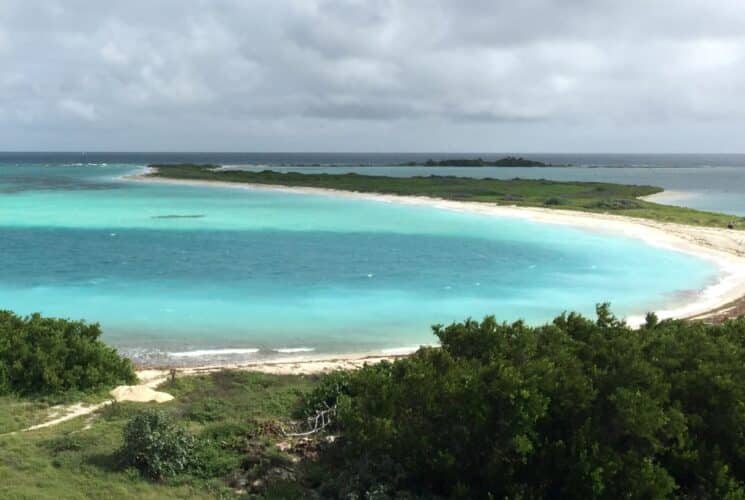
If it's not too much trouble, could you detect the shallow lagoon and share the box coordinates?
[0,161,720,364]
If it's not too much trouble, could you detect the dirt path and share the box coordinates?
[0,370,172,436]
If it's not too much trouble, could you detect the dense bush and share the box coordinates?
[308,305,745,498]
[586,198,644,210]
[0,310,135,395]
[296,369,354,421]
[544,196,566,205]
[120,410,197,480]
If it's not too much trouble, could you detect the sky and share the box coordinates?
[1,0,744,153]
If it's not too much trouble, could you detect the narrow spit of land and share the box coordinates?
[146,163,744,229]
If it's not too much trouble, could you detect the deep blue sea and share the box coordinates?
[1,152,740,365]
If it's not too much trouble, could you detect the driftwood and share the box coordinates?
[281,403,337,437]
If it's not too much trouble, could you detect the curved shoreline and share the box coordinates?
[639,190,699,205]
[127,174,745,325]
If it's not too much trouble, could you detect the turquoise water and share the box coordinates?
[0,158,722,365]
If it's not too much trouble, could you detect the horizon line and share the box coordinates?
[3,151,745,156]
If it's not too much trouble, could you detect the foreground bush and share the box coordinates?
[0,310,135,395]
[308,305,745,498]
[120,410,197,480]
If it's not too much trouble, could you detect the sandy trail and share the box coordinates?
[3,370,173,435]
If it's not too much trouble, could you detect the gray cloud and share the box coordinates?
[1,0,744,152]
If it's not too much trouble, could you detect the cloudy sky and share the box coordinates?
[1,0,744,152]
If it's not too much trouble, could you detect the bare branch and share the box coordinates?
[281,405,337,437]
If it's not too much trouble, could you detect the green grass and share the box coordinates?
[0,389,113,435]
[148,164,745,229]
[0,396,53,434]
[0,371,319,499]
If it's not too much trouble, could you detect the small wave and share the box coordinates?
[273,347,315,353]
[169,348,260,358]
[62,162,110,167]
[124,165,154,177]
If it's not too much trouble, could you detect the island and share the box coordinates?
[400,156,553,167]
[144,163,743,229]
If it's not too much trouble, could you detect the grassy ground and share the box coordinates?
[0,396,52,434]
[0,388,113,435]
[148,164,745,229]
[0,371,319,499]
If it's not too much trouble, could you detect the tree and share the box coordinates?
[0,310,135,395]
[306,307,745,498]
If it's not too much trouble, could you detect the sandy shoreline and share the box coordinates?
[640,190,699,205]
[124,173,745,363]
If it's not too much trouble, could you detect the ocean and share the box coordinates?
[0,152,739,365]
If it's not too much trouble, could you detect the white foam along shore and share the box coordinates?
[127,173,745,330]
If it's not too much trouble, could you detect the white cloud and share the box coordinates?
[0,0,744,151]
[58,99,97,121]
[0,30,8,53]
[100,41,128,64]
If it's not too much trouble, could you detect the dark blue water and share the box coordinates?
[3,152,745,168]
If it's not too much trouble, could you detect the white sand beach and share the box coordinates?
[128,173,745,331]
[640,190,699,205]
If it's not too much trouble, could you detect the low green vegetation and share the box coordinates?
[121,410,199,480]
[0,310,135,397]
[401,156,551,166]
[302,306,745,498]
[0,395,54,433]
[0,370,317,498]
[148,164,745,228]
[5,308,745,497]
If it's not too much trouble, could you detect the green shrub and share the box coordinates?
[544,196,566,205]
[296,370,353,420]
[191,439,243,479]
[200,420,257,443]
[187,397,232,423]
[200,420,259,454]
[44,434,87,453]
[586,198,644,210]
[0,310,135,396]
[317,306,745,498]
[120,410,197,480]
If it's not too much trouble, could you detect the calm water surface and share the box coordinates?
[0,153,736,365]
